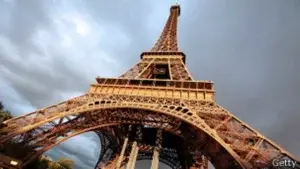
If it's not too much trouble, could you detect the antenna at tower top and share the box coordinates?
[176,0,179,5]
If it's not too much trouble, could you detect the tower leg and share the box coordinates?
[150,129,163,169]
[127,126,143,169]
[150,148,159,169]
[127,141,138,169]
[131,126,142,169]
[130,144,139,169]
[116,137,128,169]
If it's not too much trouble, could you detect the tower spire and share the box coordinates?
[150,4,181,52]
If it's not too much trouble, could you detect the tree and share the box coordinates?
[0,101,13,123]
[35,157,50,169]
[0,101,3,110]
[35,156,74,169]
[57,157,74,169]
[47,162,62,169]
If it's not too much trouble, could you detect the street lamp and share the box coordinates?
[10,160,18,166]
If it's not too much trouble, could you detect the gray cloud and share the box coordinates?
[0,0,299,168]
[45,132,100,169]
[180,0,300,157]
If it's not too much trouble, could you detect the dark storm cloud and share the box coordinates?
[0,0,171,168]
[0,0,89,109]
[46,132,101,169]
[0,0,126,109]
[7,0,52,55]
[180,0,300,157]
[0,0,299,168]
[81,0,159,73]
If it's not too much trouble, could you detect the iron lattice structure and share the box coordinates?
[0,4,299,169]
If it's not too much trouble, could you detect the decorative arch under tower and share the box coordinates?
[0,3,299,169]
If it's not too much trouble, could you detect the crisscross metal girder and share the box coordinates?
[0,3,299,169]
[151,5,180,52]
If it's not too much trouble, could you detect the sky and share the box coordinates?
[0,0,299,168]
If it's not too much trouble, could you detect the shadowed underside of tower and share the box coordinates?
[0,3,299,169]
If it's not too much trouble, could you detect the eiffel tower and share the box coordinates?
[0,3,299,169]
